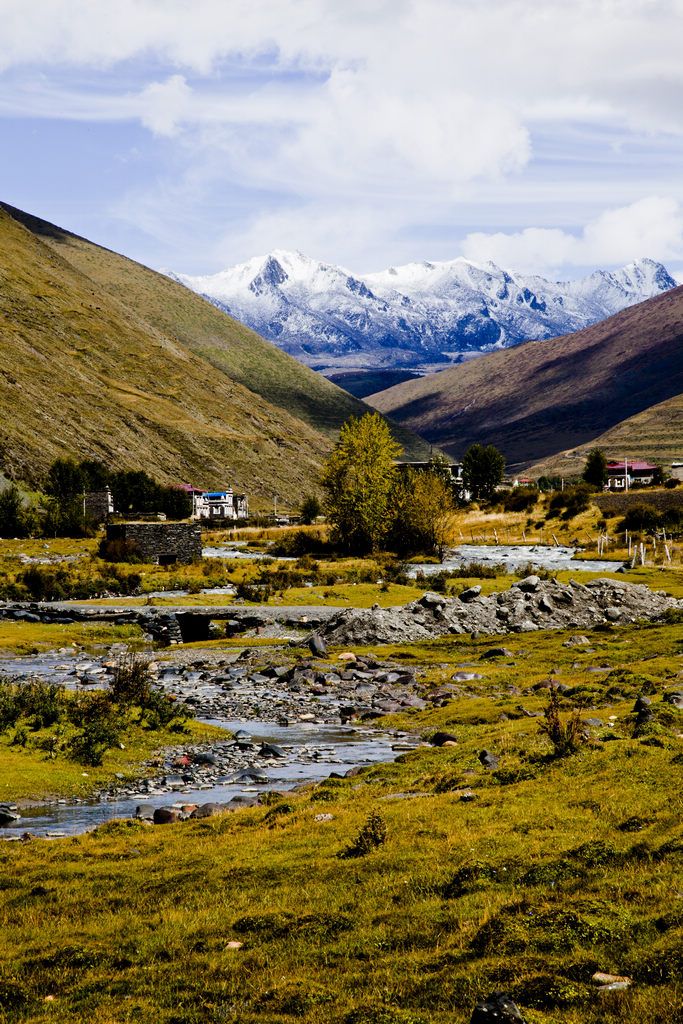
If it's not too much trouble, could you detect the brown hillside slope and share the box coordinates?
[527,392,683,479]
[368,286,683,471]
[0,204,333,505]
[0,202,429,458]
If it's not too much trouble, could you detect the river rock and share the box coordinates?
[0,804,20,826]
[153,806,179,825]
[135,803,156,821]
[259,743,286,758]
[471,991,527,1023]
[430,731,458,747]
[191,802,224,819]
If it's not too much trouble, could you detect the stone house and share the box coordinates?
[105,522,202,564]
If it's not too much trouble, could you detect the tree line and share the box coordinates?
[0,458,192,538]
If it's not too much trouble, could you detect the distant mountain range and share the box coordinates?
[169,252,677,392]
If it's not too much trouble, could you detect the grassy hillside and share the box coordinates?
[527,392,683,479]
[0,202,429,460]
[367,286,683,471]
[0,204,335,505]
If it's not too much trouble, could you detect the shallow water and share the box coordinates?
[407,543,621,577]
[0,655,415,839]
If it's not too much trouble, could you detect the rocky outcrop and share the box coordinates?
[319,576,680,646]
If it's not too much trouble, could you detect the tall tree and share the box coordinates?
[390,470,456,559]
[320,413,402,553]
[582,448,608,489]
[461,443,505,501]
[0,485,27,538]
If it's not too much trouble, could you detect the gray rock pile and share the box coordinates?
[319,576,680,646]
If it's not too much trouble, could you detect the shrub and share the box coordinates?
[338,810,387,858]
[69,714,122,766]
[109,655,152,707]
[620,504,661,532]
[500,486,537,512]
[548,484,594,519]
[539,690,585,756]
[97,537,143,563]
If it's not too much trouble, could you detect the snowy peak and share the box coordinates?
[168,253,676,374]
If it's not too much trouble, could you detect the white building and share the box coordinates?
[192,489,249,521]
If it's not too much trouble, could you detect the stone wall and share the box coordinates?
[106,522,202,564]
[594,489,683,514]
[84,489,113,523]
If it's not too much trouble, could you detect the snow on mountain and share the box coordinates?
[169,253,677,374]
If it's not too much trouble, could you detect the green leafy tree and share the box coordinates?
[461,443,505,502]
[45,457,84,499]
[390,470,455,558]
[0,485,28,538]
[582,448,608,489]
[320,413,402,553]
[299,495,322,525]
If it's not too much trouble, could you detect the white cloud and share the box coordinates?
[462,197,683,274]
[138,74,192,136]
[3,0,683,272]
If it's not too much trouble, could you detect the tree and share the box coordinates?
[0,485,28,538]
[461,444,505,502]
[320,413,402,553]
[45,458,84,500]
[299,495,322,525]
[582,448,608,489]
[390,470,456,559]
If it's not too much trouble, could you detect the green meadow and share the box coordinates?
[0,611,681,1023]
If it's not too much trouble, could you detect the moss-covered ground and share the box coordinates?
[0,614,681,1023]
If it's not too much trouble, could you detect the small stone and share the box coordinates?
[430,731,458,747]
[592,972,631,986]
[225,940,243,950]
[314,813,334,822]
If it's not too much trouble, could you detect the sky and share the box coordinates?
[1,0,683,280]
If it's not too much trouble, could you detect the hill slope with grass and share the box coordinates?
[0,202,429,460]
[367,285,683,471]
[0,204,428,504]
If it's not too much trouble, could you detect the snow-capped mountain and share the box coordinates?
[167,253,676,374]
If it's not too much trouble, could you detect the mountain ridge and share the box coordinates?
[169,250,676,378]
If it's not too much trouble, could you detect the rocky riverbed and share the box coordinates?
[0,645,428,836]
[319,575,681,645]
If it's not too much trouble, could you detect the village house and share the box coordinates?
[605,460,659,490]
[192,488,249,521]
[670,461,683,482]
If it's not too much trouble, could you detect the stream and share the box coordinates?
[0,649,420,839]
[408,543,621,576]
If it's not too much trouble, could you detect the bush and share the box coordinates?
[500,487,537,512]
[270,529,331,557]
[109,655,152,707]
[338,810,387,858]
[97,537,143,563]
[548,483,594,519]
[620,504,661,532]
[69,716,122,766]
[539,690,585,756]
